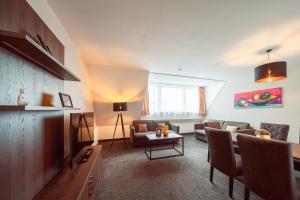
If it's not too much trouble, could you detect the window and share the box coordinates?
[148,83,199,115]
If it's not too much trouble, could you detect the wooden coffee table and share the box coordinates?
[144,132,184,160]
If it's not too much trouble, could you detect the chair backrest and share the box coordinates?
[205,127,237,177]
[237,134,296,200]
[260,123,290,141]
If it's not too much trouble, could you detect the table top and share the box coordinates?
[231,132,300,160]
[146,132,183,141]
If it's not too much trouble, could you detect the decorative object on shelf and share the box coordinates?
[42,93,54,106]
[156,128,162,137]
[111,102,128,147]
[17,87,28,105]
[234,87,282,109]
[162,124,169,137]
[59,92,73,108]
[255,129,272,139]
[255,49,287,83]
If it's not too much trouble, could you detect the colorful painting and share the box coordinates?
[234,87,282,109]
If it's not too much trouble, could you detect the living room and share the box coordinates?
[1,0,300,200]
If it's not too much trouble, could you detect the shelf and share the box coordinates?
[0,30,80,81]
[0,105,80,112]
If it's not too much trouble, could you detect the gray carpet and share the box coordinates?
[96,134,261,200]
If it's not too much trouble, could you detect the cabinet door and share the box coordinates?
[78,181,89,200]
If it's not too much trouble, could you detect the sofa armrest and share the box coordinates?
[194,123,205,130]
[236,128,256,136]
[170,124,180,133]
[130,125,136,141]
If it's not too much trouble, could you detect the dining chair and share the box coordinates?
[205,127,243,198]
[237,134,300,200]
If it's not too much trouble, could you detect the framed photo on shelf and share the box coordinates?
[59,92,73,108]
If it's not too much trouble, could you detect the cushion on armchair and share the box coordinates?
[138,124,147,132]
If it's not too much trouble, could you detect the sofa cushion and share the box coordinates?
[132,120,154,131]
[223,121,250,130]
[157,123,165,130]
[154,120,171,129]
[138,124,147,132]
[207,120,225,128]
[205,121,222,129]
[195,129,206,135]
[134,132,147,138]
[226,125,239,133]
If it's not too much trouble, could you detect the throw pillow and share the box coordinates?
[157,123,165,130]
[138,124,147,132]
[226,125,238,133]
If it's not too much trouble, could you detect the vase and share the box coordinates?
[17,88,26,105]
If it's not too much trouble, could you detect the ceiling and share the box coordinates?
[48,0,300,80]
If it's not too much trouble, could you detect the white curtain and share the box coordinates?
[148,83,199,115]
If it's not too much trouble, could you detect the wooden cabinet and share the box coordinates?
[78,148,102,200]
[34,145,102,200]
[0,0,65,64]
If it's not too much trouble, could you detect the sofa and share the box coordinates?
[194,120,252,142]
[130,120,180,147]
[233,122,290,141]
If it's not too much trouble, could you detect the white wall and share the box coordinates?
[27,0,94,156]
[207,62,300,143]
[88,65,149,140]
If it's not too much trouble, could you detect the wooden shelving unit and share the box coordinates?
[0,30,80,81]
[0,105,80,112]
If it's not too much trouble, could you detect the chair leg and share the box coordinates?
[209,166,214,182]
[229,177,233,198]
[244,187,250,200]
[207,150,210,162]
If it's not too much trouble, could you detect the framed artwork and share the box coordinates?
[59,92,73,108]
[234,87,282,109]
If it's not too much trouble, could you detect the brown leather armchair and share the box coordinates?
[260,122,290,141]
[237,134,300,200]
[205,127,243,198]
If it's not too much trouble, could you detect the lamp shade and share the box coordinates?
[113,102,128,112]
[255,61,287,83]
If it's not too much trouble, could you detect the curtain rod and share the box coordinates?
[150,72,226,83]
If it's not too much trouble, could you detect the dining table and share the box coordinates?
[231,132,300,161]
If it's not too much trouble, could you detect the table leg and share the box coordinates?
[150,144,152,160]
[182,137,184,155]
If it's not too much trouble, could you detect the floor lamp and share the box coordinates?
[111,102,127,147]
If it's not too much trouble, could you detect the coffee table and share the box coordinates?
[144,132,184,160]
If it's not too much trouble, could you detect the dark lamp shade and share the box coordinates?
[255,61,287,83]
[113,102,128,112]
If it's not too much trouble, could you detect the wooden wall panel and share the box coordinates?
[0,0,72,199]
[0,46,64,200]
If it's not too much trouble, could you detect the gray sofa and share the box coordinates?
[130,120,180,147]
[194,120,252,142]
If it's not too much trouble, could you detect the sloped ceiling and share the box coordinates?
[48,0,300,80]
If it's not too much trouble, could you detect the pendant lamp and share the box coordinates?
[255,49,287,83]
